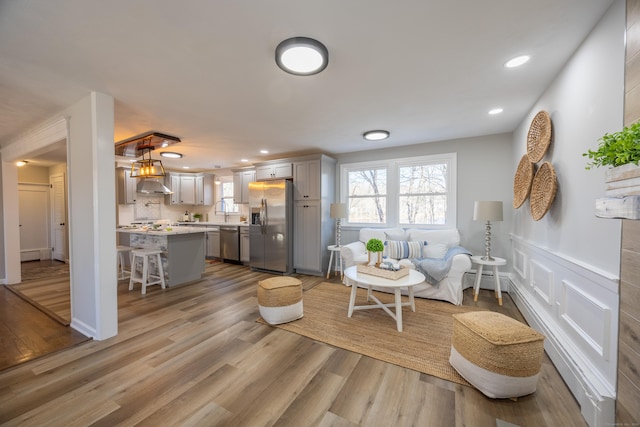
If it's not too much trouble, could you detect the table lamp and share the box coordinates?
[330,203,348,247]
[473,201,503,261]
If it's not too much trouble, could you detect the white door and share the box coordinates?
[50,173,68,262]
[18,184,50,261]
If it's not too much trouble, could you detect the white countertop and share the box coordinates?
[176,221,250,226]
[117,226,209,235]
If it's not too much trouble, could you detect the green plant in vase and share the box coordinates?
[366,238,384,267]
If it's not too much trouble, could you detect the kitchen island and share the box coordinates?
[117,226,209,287]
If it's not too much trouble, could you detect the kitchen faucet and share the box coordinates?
[214,200,229,223]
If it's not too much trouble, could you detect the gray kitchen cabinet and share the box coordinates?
[179,175,196,204]
[165,173,214,205]
[255,162,292,180]
[294,200,321,272]
[240,226,250,263]
[196,174,214,205]
[291,154,336,276]
[166,173,181,205]
[233,169,255,204]
[206,226,220,259]
[117,167,137,204]
[293,159,321,201]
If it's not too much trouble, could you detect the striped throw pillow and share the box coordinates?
[385,240,424,259]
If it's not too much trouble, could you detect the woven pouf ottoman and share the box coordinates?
[258,277,303,325]
[449,311,545,399]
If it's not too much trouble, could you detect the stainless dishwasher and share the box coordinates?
[220,226,240,263]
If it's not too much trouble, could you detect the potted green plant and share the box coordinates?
[583,121,640,196]
[583,121,640,170]
[366,238,385,267]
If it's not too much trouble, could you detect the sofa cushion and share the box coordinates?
[385,240,423,259]
[407,229,461,258]
[384,229,408,241]
[359,228,405,244]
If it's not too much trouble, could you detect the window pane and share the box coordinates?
[347,168,387,223]
[399,164,447,194]
[221,181,239,213]
[348,169,387,196]
[349,198,386,223]
[399,195,447,224]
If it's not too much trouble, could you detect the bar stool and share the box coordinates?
[129,249,166,294]
[116,245,133,280]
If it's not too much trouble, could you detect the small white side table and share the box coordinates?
[327,245,343,279]
[471,255,506,306]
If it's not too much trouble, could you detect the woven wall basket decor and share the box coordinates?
[530,161,557,221]
[526,110,552,163]
[513,154,535,209]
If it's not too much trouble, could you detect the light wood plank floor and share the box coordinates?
[0,262,587,427]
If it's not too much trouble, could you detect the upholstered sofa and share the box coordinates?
[340,228,472,305]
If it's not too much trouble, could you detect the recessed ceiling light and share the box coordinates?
[16,160,28,167]
[160,152,183,158]
[182,166,190,169]
[504,55,530,68]
[363,130,390,141]
[241,159,249,162]
[260,149,269,154]
[488,108,504,115]
[275,37,328,76]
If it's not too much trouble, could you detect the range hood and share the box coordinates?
[137,178,174,195]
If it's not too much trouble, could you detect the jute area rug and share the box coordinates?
[259,282,485,386]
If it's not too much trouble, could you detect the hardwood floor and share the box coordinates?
[0,286,89,372]
[0,262,587,426]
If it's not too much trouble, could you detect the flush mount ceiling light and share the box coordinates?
[275,37,328,76]
[488,108,504,115]
[363,130,390,141]
[504,55,530,68]
[160,151,183,159]
[16,160,28,167]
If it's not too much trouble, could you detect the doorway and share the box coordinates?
[18,183,51,262]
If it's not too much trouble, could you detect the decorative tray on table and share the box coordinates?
[356,264,409,280]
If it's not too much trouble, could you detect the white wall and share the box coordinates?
[1,92,118,340]
[509,2,624,426]
[336,133,514,260]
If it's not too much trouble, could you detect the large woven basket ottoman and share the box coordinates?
[258,277,303,325]
[449,311,545,399]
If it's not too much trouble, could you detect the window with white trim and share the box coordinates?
[340,153,456,228]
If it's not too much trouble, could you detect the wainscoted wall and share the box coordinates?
[510,236,618,424]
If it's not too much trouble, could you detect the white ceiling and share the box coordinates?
[0,0,614,171]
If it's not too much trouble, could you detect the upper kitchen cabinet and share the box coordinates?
[165,172,214,205]
[117,167,137,204]
[195,174,214,205]
[232,168,255,204]
[255,161,293,181]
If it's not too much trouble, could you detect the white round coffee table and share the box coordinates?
[343,265,426,332]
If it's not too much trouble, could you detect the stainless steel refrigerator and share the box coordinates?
[248,179,293,274]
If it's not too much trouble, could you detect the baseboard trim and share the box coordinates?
[70,317,97,340]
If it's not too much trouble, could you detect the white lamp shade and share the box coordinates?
[330,203,348,219]
[473,201,503,221]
